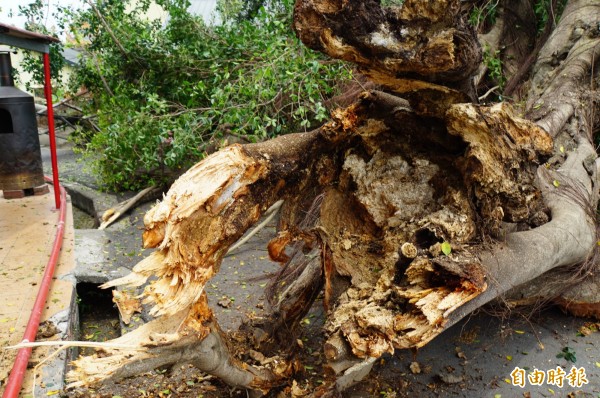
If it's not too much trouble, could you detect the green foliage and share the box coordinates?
[533,0,568,34]
[468,0,499,31]
[18,44,65,91]
[469,0,568,35]
[88,92,201,190]
[61,0,352,190]
[483,46,506,89]
[218,0,296,22]
[380,0,405,6]
[10,0,65,91]
[534,0,551,32]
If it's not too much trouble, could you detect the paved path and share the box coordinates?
[0,191,76,396]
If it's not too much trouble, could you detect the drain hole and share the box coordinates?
[76,283,121,356]
[72,206,98,229]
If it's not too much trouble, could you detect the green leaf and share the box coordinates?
[441,242,452,256]
[557,346,577,363]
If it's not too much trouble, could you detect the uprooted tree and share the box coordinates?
[68,0,600,396]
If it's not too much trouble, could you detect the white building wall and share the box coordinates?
[146,0,218,25]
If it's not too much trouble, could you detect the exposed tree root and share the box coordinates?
[68,294,283,392]
[68,87,578,395]
[68,0,600,395]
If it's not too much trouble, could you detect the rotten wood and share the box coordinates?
[294,0,482,101]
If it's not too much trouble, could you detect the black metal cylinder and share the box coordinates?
[0,53,45,192]
[0,52,15,87]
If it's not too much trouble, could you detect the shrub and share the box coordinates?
[64,0,353,190]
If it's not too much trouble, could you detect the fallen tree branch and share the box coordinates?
[226,200,283,256]
[68,294,283,393]
[35,89,89,115]
[99,185,160,230]
[4,341,143,350]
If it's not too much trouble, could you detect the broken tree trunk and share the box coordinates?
[68,0,600,396]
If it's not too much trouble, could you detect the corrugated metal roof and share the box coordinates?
[62,47,80,66]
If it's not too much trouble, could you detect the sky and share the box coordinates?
[0,0,85,33]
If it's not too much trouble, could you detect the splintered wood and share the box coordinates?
[447,103,553,235]
[72,131,327,390]
[317,95,491,363]
[69,86,554,395]
[103,146,269,317]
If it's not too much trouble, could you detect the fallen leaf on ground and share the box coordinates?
[36,320,59,339]
[217,297,232,308]
[439,373,463,384]
[410,362,421,374]
[578,322,599,336]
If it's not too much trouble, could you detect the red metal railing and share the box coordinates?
[43,53,61,209]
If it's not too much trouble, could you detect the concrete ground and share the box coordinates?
[3,130,596,397]
[0,187,77,397]
[347,307,600,397]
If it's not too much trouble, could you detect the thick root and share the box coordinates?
[68,295,281,392]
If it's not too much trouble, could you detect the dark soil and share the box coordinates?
[77,283,121,357]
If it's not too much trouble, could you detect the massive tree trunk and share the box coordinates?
[68,0,600,396]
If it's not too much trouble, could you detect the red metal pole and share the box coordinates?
[43,53,61,209]
[2,177,67,398]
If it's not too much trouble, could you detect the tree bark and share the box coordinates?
[68,0,600,395]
